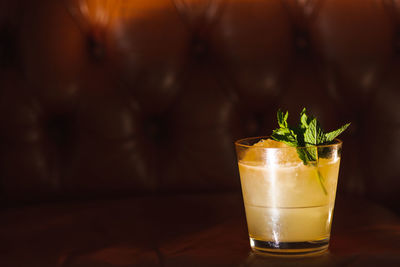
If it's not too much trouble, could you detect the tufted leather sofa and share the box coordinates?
[1,0,400,266]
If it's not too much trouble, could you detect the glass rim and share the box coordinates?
[235,136,342,149]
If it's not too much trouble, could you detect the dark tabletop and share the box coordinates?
[0,193,399,267]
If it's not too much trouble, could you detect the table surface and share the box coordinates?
[1,193,400,266]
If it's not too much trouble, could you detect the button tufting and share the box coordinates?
[0,0,399,210]
[0,26,16,68]
[294,31,310,54]
[144,115,170,145]
[87,33,105,62]
[46,114,76,153]
[191,36,208,61]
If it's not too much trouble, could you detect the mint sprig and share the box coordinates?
[271,108,350,195]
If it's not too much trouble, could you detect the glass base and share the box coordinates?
[250,237,329,256]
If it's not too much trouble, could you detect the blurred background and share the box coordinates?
[0,0,400,265]
[0,0,400,209]
[1,0,400,207]
[1,0,399,211]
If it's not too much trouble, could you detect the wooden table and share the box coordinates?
[1,193,399,266]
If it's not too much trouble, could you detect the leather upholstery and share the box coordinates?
[0,0,399,213]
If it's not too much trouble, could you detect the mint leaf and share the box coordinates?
[271,108,350,164]
[296,148,317,164]
[324,123,351,143]
[304,118,325,146]
[271,109,298,147]
[299,108,312,130]
[277,109,289,128]
[271,108,350,195]
[271,128,297,147]
[300,116,323,163]
[296,149,308,164]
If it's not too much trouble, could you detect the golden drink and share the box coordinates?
[236,138,342,255]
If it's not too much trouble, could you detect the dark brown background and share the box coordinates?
[0,0,400,266]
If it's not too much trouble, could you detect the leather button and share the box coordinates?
[46,114,75,152]
[144,115,169,145]
[0,26,16,68]
[87,33,105,62]
[294,31,310,54]
[191,37,208,60]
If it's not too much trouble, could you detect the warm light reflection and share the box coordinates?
[78,0,120,26]
[65,0,121,29]
[266,148,280,246]
[66,0,177,27]
[327,209,332,232]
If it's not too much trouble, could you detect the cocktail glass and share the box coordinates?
[235,137,342,256]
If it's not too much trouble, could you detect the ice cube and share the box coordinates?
[243,139,302,166]
[253,139,286,148]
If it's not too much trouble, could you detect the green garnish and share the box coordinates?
[271,108,350,195]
